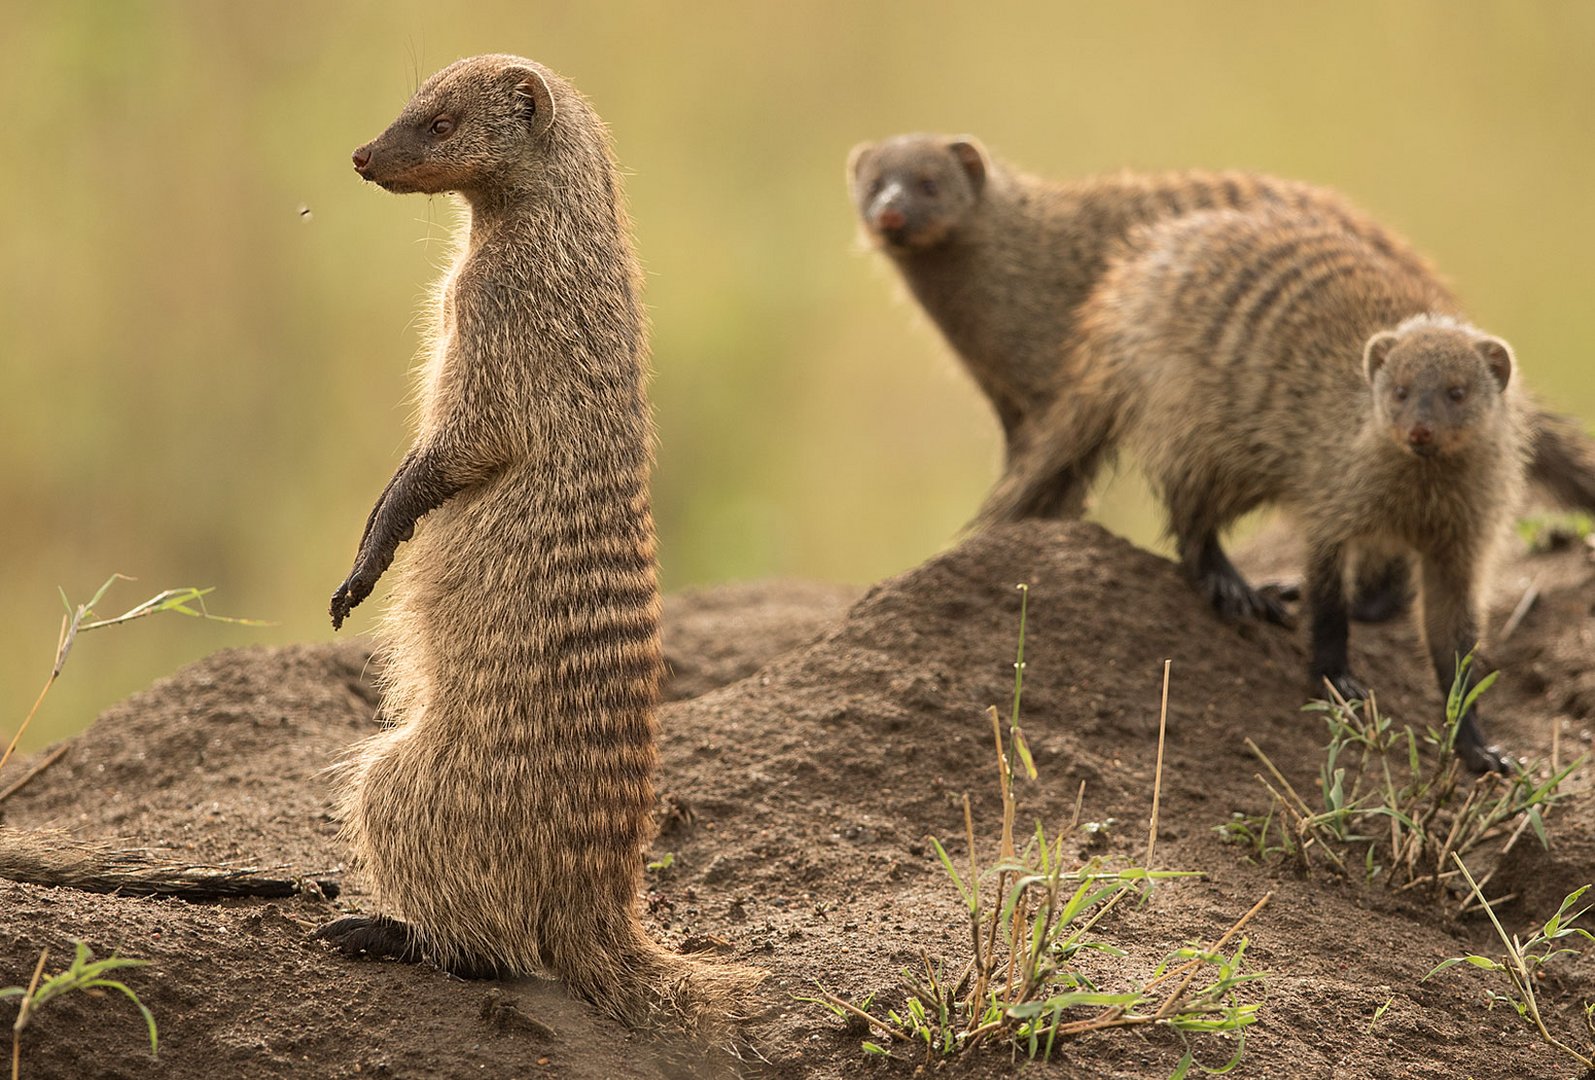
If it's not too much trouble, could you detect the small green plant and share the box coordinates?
[1423,854,1594,1069]
[1,575,267,780]
[800,586,1267,1072]
[2,942,157,1080]
[1223,658,1581,903]
[1367,995,1395,1033]
[645,852,675,873]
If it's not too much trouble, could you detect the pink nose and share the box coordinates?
[352,146,373,173]
[874,207,906,231]
[1408,424,1433,446]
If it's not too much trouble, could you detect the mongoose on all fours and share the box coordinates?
[1011,208,1527,772]
[848,134,1595,618]
[316,54,759,1028]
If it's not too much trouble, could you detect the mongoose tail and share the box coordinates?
[551,922,767,1031]
[0,827,339,899]
[1528,408,1595,512]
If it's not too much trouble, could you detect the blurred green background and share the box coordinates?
[4,2,1592,751]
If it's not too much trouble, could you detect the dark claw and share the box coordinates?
[1458,740,1511,775]
[1268,581,1302,604]
[329,584,351,631]
[311,915,501,978]
[1202,570,1296,628]
[313,914,422,963]
[329,567,376,631]
[1316,671,1368,703]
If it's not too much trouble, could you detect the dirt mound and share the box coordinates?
[1,525,1591,1078]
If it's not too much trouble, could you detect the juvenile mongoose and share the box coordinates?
[316,54,758,1027]
[849,135,1595,618]
[1017,208,1527,771]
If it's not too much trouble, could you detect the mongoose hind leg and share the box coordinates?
[312,915,501,978]
[1180,530,1295,627]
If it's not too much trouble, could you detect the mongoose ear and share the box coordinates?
[947,138,988,193]
[510,67,556,139]
[1363,331,1399,383]
[1475,336,1514,392]
[846,142,875,186]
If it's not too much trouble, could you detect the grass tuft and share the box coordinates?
[1422,854,1594,1069]
[1,576,269,779]
[1,941,157,1080]
[1219,658,1582,906]
[800,586,1267,1072]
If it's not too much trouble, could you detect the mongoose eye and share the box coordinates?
[1393,385,1409,402]
[1448,386,1467,403]
[868,178,885,199]
[919,178,939,197]
[429,116,455,138]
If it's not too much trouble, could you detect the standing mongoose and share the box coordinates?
[1013,208,1527,771]
[316,54,758,1027]
[849,134,1595,618]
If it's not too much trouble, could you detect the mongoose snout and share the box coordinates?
[1408,424,1436,454]
[351,145,373,175]
[870,198,908,235]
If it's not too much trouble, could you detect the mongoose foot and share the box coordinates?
[1201,569,1296,627]
[1457,739,1511,775]
[1315,671,1368,704]
[313,914,423,963]
[312,915,503,979]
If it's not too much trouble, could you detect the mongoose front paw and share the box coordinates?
[1202,571,1296,627]
[329,571,374,631]
[1457,737,1512,775]
[1316,671,1368,703]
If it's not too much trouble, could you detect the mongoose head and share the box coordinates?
[351,54,563,199]
[847,135,989,251]
[1364,316,1514,459]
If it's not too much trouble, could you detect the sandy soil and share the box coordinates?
[2,524,1592,1079]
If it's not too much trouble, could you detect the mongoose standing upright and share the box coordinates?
[317,54,758,1027]
[849,135,1595,617]
[1019,208,1527,771]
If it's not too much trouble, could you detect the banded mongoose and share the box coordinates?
[849,134,1595,617]
[317,54,759,1027]
[1018,208,1527,771]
